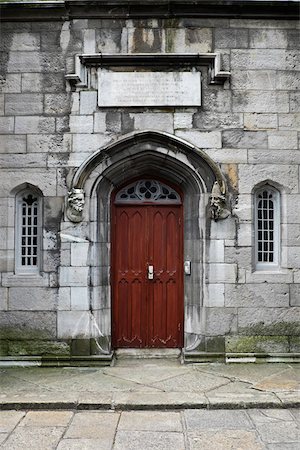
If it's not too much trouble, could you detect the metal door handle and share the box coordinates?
[148,265,154,280]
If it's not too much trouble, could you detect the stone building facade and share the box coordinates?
[0,0,299,364]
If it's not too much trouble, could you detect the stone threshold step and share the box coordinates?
[114,349,182,359]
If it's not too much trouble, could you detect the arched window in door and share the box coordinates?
[115,179,181,204]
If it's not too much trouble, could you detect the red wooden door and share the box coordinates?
[112,203,183,348]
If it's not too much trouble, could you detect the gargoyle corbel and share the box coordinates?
[66,188,85,223]
[210,181,230,220]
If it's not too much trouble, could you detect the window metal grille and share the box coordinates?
[16,191,41,273]
[255,187,280,269]
[115,179,181,204]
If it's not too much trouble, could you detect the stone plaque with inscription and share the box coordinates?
[98,70,201,107]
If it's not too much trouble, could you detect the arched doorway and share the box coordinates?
[66,131,228,355]
[111,179,184,348]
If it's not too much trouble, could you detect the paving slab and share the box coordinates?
[0,411,25,433]
[113,430,185,450]
[184,409,254,430]
[255,421,300,444]
[0,362,299,410]
[19,410,74,427]
[117,411,182,432]
[57,438,108,450]
[3,426,65,450]
[188,430,264,450]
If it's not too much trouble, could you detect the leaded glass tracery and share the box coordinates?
[16,190,42,273]
[254,186,280,269]
[115,179,181,204]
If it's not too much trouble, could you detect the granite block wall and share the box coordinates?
[0,9,299,359]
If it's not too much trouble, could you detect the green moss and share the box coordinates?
[226,336,289,353]
[290,336,300,352]
[71,339,90,356]
[239,322,300,337]
[0,340,8,356]
[206,336,225,353]
[8,340,70,356]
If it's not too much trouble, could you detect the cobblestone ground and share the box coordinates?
[0,408,299,449]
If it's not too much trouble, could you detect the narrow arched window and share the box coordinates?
[254,186,280,270]
[16,190,42,273]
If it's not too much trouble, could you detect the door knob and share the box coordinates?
[148,265,154,280]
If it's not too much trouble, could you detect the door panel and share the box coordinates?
[112,204,183,348]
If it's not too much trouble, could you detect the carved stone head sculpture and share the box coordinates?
[210,181,230,220]
[66,188,85,222]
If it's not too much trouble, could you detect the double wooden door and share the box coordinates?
[112,204,183,348]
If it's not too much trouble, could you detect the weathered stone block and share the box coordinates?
[40,52,65,73]
[0,74,21,93]
[193,112,243,130]
[79,91,97,115]
[215,28,248,48]
[93,112,106,133]
[279,113,300,130]
[0,94,4,115]
[7,51,41,72]
[9,287,58,311]
[27,134,71,153]
[210,217,236,240]
[208,263,237,283]
[165,28,212,52]
[231,70,276,90]
[202,90,232,113]
[58,287,71,310]
[0,135,26,153]
[249,149,300,165]
[70,287,89,310]
[71,242,90,267]
[57,311,91,338]
[10,32,40,51]
[226,336,289,353]
[0,311,57,339]
[268,131,298,150]
[233,91,289,113]
[133,113,173,133]
[222,130,267,149]
[128,28,165,53]
[0,153,47,169]
[287,247,300,269]
[5,93,43,115]
[244,113,277,130]
[72,133,110,153]
[276,71,300,90]
[249,29,288,49]
[22,73,65,93]
[59,267,89,287]
[175,130,221,148]
[15,116,55,134]
[245,270,293,284]
[205,308,237,336]
[231,49,295,70]
[225,247,252,269]
[290,336,300,352]
[289,92,300,113]
[8,340,70,356]
[237,307,300,336]
[225,284,289,307]
[238,164,298,194]
[96,28,125,53]
[290,284,300,306]
[208,240,225,263]
[206,148,247,164]
[44,93,71,115]
[0,117,14,134]
[174,113,193,129]
[0,288,8,310]
[230,19,297,29]
[205,284,225,307]
[69,115,93,133]
[237,223,252,247]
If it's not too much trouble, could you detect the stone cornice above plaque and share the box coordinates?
[1,1,299,21]
[65,52,231,86]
